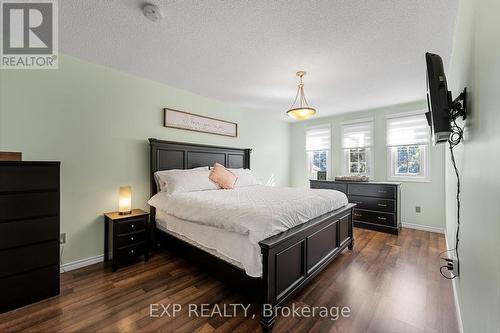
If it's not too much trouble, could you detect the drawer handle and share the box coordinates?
[354,213,362,217]
[130,237,134,241]
[377,217,387,221]
[354,201,362,204]
[377,203,387,207]
[378,190,387,193]
[130,249,134,254]
[131,224,135,228]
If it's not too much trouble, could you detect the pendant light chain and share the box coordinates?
[290,72,310,109]
[289,84,301,109]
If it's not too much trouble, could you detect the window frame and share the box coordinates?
[387,144,430,182]
[386,111,431,182]
[305,125,331,180]
[307,150,330,180]
[341,118,374,177]
[344,147,372,175]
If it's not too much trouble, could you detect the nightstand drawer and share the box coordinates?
[352,209,395,227]
[117,217,145,234]
[117,230,146,248]
[348,195,395,213]
[348,184,396,199]
[117,242,145,260]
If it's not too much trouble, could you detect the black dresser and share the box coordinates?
[310,180,401,235]
[0,161,60,313]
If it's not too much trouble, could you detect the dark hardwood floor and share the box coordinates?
[0,228,459,333]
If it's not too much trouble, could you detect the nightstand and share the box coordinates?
[104,209,150,272]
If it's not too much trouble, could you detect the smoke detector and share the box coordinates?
[143,4,163,22]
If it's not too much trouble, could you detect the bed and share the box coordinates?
[148,139,355,332]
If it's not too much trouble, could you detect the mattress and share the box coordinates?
[149,185,348,245]
[155,211,263,277]
[150,185,348,277]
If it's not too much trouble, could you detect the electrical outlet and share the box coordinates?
[444,255,460,278]
[415,206,421,213]
[60,233,66,245]
[452,257,460,277]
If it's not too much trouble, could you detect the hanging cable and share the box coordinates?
[439,101,465,280]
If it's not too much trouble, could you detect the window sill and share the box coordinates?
[387,177,431,183]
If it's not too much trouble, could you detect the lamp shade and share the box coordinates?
[118,186,132,215]
[287,107,316,120]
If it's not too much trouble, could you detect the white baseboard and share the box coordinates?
[60,254,104,273]
[402,222,444,234]
[445,234,464,333]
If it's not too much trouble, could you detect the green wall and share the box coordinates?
[0,55,291,265]
[445,0,500,331]
[290,101,446,231]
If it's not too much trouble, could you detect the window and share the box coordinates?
[386,112,430,181]
[348,148,368,173]
[341,119,373,176]
[306,126,331,179]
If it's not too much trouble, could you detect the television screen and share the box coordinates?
[425,52,451,144]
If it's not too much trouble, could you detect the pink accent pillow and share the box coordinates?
[209,163,237,189]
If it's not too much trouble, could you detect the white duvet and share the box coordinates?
[148,185,348,245]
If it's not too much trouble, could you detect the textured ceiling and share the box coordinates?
[59,0,458,120]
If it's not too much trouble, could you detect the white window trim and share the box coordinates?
[341,118,374,177]
[340,117,374,125]
[306,123,332,130]
[385,110,427,119]
[386,111,431,182]
[305,124,332,180]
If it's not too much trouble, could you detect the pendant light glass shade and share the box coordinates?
[287,107,316,120]
[286,71,317,120]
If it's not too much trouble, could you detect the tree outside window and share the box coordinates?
[395,145,421,175]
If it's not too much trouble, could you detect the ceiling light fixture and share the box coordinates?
[286,71,316,120]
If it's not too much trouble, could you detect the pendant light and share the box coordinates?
[286,71,316,120]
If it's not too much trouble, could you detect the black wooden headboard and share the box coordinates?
[149,138,251,197]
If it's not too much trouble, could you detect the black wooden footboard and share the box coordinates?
[258,203,355,332]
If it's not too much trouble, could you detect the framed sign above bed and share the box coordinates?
[164,108,238,137]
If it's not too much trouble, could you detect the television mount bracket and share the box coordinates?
[449,87,467,121]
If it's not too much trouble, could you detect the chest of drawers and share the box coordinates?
[310,180,401,235]
[0,161,60,313]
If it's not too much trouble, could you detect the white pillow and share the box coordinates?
[229,168,260,187]
[157,169,219,195]
[154,167,209,192]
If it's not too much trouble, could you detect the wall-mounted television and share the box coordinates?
[425,52,467,145]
